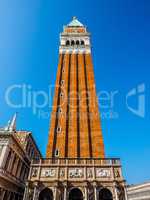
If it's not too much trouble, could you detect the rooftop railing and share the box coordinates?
[32,158,121,166]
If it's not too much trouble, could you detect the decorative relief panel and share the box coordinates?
[96,168,111,178]
[41,168,56,178]
[69,168,84,178]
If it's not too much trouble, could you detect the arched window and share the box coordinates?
[61,80,65,86]
[66,40,70,46]
[55,149,59,157]
[71,40,75,46]
[57,126,61,133]
[57,107,62,114]
[76,40,80,45]
[60,92,64,98]
[81,40,85,45]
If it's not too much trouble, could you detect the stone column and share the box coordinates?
[54,187,57,200]
[114,186,119,200]
[7,191,11,200]
[12,193,16,200]
[1,189,6,200]
[64,186,67,200]
[94,186,97,200]
[23,183,29,200]
[84,187,88,200]
[33,185,38,200]
[124,185,128,200]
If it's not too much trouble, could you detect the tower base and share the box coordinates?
[23,158,127,200]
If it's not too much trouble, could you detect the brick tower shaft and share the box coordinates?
[46,17,104,158]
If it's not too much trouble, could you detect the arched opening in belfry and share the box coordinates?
[66,40,70,46]
[39,188,53,200]
[81,40,85,45]
[76,40,80,45]
[69,188,83,200]
[71,40,75,46]
[99,188,113,200]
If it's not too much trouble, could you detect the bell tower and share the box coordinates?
[46,16,104,159]
[24,17,127,200]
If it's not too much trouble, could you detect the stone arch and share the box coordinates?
[69,188,83,200]
[99,188,113,200]
[39,187,53,200]
[81,40,85,45]
[76,40,80,45]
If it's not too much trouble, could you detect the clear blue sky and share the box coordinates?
[0,0,150,184]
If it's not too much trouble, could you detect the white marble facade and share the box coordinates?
[0,115,41,200]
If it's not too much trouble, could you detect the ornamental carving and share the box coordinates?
[41,169,56,177]
[96,169,111,178]
[69,168,83,178]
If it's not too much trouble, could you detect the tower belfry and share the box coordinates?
[24,17,127,200]
[46,17,104,159]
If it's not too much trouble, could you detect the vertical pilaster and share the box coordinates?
[56,53,69,157]
[46,54,64,157]
[68,53,78,157]
[65,53,71,157]
[78,53,90,157]
[85,54,104,158]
